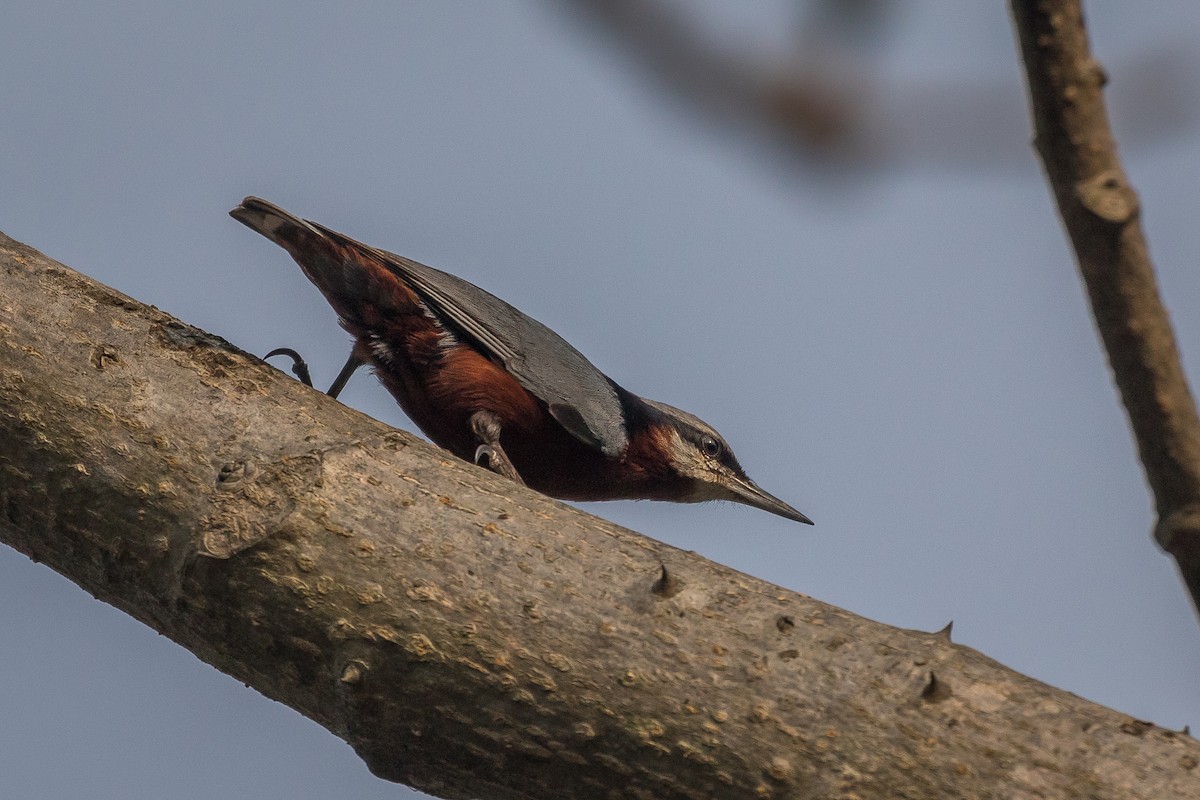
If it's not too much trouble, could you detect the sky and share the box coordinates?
[2,2,1199,798]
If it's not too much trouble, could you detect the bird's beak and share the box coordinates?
[723,474,813,525]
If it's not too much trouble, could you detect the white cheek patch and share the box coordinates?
[664,429,713,478]
[659,428,738,504]
[685,481,731,503]
[662,429,695,468]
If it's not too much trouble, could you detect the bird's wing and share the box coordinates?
[387,250,630,456]
[304,224,630,457]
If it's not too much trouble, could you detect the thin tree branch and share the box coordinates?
[1011,0,1200,617]
[2,232,1198,798]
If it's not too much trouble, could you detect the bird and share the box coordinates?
[230,197,811,524]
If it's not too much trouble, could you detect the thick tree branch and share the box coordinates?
[1011,0,1200,617]
[1,232,1198,798]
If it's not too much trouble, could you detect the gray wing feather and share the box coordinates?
[367,245,629,457]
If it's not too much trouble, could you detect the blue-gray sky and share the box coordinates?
[3,3,1199,798]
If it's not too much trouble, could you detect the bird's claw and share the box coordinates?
[471,411,525,485]
[474,444,524,484]
[264,349,362,399]
[265,347,314,387]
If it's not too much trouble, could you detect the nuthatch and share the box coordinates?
[231,197,811,524]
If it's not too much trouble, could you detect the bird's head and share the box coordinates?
[638,399,812,525]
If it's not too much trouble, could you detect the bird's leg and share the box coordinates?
[325,352,364,400]
[265,349,363,399]
[470,411,524,485]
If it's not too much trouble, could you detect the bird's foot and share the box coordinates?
[264,349,362,399]
[265,348,314,387]
[470,411,524,485]
[474,444,524,483]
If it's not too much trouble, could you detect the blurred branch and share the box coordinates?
[557,0,874,160]
[4,233,1200,797]
[1011,0,1200,618]
[555,0,1198,173]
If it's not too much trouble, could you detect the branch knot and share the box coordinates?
[1153,504,1200,554]
[1075,169,1139,225]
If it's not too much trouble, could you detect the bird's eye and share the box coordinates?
[700,435,722,459]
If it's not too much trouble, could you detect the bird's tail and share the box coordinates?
[230,196,326,252]
[230,196,355,306]
[230,196,421,330]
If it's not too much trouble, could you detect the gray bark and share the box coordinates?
[1,231,1197,798]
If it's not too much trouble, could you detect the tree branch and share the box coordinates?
[555,0,1199,171]
[1011,0,1200,617]
[2,232,1198,797]
[555,0,869,158]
